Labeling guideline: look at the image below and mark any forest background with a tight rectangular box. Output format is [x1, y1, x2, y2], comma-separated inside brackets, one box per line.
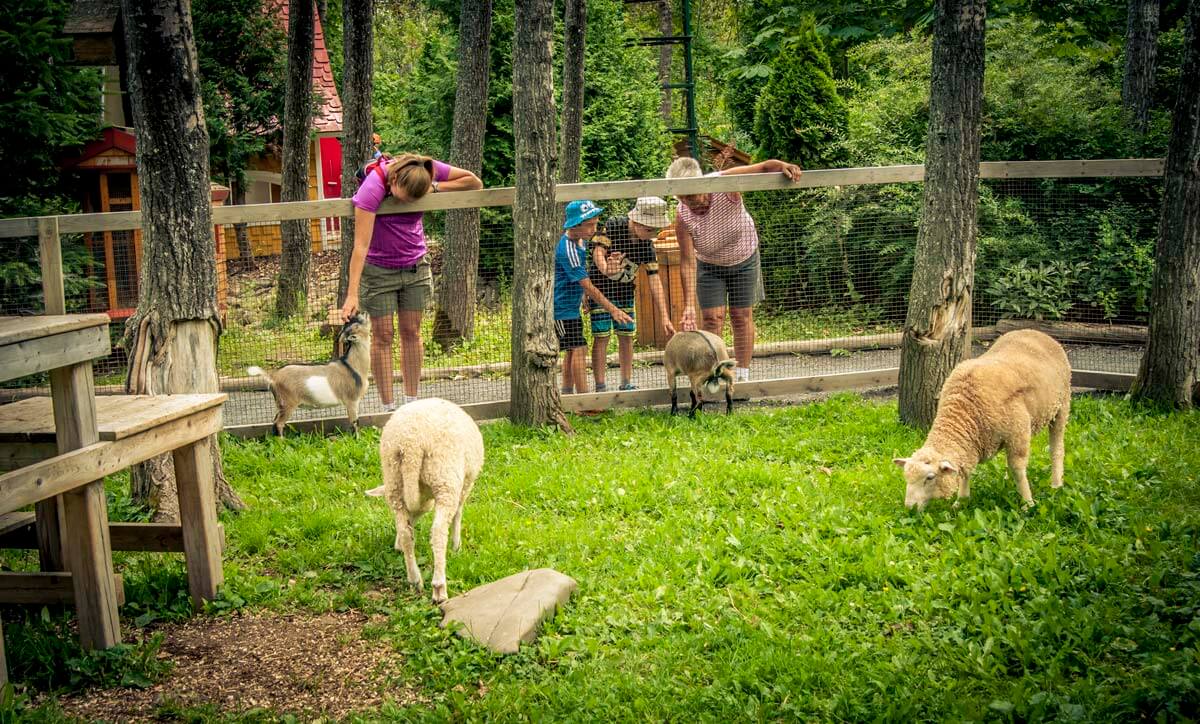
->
[0, 0, 1190, 325]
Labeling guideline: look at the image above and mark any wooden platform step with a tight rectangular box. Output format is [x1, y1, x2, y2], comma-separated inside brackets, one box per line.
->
[0, 393, 227, 444]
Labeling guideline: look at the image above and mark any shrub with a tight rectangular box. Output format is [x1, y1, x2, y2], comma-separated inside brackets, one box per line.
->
[986, 259, 1087, 321]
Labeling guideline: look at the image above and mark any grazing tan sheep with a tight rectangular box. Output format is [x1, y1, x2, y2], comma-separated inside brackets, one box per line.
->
[894, 329, 1071, 509]
[247, 313, 371, 436]
[663, 330, 737, 417]
[365, 398, 484, 604]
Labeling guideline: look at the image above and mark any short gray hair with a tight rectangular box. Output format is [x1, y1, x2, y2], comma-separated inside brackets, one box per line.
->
[666, 156, 702, 179]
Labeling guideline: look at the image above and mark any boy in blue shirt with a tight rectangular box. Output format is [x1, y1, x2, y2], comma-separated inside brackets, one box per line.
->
[555, 200, 633, 395]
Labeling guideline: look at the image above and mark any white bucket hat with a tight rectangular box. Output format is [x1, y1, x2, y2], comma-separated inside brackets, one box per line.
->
[627, 196, 671, 228]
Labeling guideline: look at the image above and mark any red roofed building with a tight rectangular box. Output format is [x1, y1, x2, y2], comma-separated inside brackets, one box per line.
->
[62, 0, 348, 274]
[234, 0, 346, 255]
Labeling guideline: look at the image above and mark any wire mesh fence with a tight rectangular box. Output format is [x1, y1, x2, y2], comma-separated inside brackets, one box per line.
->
[0, 165, 1161, 428]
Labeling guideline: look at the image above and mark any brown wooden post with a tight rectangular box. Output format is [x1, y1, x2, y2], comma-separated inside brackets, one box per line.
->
[51, 361, 121, 649]
[173, 439, 223, 607]
[0, 612, 7, 686]
[35, 217, 67, 571]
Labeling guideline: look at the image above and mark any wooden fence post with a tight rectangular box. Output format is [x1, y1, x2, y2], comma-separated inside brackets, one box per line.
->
[35, 216, 66, 572]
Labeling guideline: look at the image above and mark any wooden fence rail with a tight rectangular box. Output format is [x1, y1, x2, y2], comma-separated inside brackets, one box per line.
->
[0, 159, 1164, 239]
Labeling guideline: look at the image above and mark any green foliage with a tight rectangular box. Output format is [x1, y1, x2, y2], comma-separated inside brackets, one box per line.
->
[18, 395, 1200, 719]
[0, 0, 99, 205]
[193, 0, 288, 190]
[4, 608, 170, 692]
[0, 196, 103, 314]
[987, 259, 1088, 321]
[751, 15, 849, 168]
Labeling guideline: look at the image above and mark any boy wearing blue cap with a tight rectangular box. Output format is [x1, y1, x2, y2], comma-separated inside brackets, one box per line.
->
[555, 200, 633, 395]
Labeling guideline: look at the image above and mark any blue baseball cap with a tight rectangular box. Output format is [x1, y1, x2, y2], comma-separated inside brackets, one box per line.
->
[563, 199, 604, 229]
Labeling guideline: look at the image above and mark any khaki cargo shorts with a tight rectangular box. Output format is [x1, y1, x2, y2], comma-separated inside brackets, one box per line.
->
[361, 257, 432, 316]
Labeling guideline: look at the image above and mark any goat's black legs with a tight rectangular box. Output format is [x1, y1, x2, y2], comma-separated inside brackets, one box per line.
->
[688, 390, 700, 418]
[726, 387, 733, 415]
[670, 388, 679, 416]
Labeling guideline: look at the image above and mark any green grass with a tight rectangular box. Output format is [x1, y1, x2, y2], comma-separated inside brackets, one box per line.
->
[9, 394, 1200, 721]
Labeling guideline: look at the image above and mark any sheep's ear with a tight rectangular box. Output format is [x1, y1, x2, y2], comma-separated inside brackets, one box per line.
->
[939, 460, 957, 473]
[364, 485, 386, 497]
[892, 457, 909, 468]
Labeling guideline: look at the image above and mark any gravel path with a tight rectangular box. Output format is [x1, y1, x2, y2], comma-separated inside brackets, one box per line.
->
[223, 342, 1143, 427]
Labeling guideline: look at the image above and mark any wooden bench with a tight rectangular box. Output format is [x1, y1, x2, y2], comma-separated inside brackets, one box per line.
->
[1, 315, 229, 680]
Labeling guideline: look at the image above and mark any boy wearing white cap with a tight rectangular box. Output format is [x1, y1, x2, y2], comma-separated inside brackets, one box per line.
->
[588, 196, 676, 391]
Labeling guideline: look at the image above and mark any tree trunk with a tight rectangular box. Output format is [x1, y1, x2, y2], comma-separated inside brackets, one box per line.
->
[232, 180, 254, 271]
[1132, 0, 1200, 410]
[337, 0, 375, 320]
[433, 0, 493, 352]
[512, 0, 571, 431]
[276, 0, 315, 319]
[120, 0, 245, 518]
[897, 0, 986, 430]
[658, 0, 672, 123]
[559, 0, 586, 184]
[1122, 0, 1160, 134]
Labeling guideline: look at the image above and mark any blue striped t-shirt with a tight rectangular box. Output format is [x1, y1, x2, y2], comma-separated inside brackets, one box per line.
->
[553, 234, 590, 320]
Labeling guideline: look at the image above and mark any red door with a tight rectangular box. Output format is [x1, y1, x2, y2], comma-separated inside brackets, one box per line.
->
[319, 137, 343, 233]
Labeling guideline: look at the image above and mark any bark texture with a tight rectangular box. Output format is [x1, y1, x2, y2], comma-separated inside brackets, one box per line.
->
[898, 0, 986, 429]
[432, 0, 493, 351]
[1133, 1, 1200, 410]
[276, 0, 315, 319]
[337, 0, 375, 313]
[558, 0, 586, 184]
[120, 0, 244, 517]
[512, 0, 571, 431]
[1122, 0, 1160, 134]
[658, 0, 672, 122]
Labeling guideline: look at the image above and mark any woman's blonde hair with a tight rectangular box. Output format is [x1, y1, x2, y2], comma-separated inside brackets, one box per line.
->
[666, 156, 702, 179]
[385, 153, 435, 200]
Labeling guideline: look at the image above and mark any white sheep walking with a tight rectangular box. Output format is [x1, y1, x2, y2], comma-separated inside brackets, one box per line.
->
[365, 398, 484, 603]
[894, 329, 1071, 509]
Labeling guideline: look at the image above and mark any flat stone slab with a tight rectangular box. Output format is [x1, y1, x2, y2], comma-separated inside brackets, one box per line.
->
[440, 568, 577, 654]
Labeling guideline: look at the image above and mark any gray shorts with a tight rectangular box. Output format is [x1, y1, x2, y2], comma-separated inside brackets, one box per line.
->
[361, 258, 432, 316]
[697, 250, 765, 310]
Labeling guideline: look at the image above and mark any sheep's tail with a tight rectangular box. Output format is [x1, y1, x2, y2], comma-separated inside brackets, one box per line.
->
[246, 365, 270, 381]
[399, 447, 425, 512]
[378, 446, 425, 512]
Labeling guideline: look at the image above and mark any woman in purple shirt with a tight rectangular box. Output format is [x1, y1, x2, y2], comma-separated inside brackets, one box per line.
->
[341, 153, 482, 410]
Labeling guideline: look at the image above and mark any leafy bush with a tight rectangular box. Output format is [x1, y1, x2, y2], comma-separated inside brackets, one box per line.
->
[0, 195, 104, 315]
[986, 259, 1087, 321]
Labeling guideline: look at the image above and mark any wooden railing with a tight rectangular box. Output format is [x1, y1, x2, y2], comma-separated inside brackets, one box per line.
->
[0, 159, 1165, 239]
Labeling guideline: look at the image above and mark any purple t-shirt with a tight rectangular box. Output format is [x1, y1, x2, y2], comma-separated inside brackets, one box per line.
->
[351, 158, 452, 268]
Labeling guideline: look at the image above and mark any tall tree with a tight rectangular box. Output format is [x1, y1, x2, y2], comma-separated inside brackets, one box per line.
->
[1132, 0, 1200, 410]
[276, 0, 315, 319]
[337, 0, 375, 314]
[192, 0, 287, 269]
[432, 0, 494, 351]
[512, 0, 571, 430]
[897, 0, 986, 429]
[120, 0, 244, 518]
[658, 0, 672, 122]
[751, 14, 849, 169]
[1122, 0, 1161, 133]
[559, 0, 586, 184]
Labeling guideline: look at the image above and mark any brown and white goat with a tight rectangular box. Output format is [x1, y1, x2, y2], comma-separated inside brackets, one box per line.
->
[663, 330, 737, 418]
[247, 313, 371, 435]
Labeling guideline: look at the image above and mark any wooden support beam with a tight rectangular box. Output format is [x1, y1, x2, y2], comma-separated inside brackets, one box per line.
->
[0, 573, 125, 605]
[0, 516, 224, 554]
[1072, 370, 1137, 391]
[173, 441, 223, 608]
